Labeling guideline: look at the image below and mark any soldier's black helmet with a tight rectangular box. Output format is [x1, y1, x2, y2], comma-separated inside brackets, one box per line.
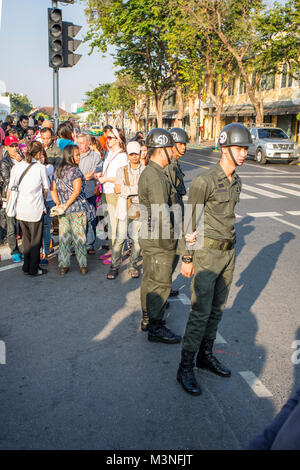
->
[218, 123, 252, 148]
[170, 127, 189, 144]
[146, 128, 174, 148]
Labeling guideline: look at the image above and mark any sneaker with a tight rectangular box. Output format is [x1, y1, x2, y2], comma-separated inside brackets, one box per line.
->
[12, 253, 22, 263]
[29, 268, 48, 277]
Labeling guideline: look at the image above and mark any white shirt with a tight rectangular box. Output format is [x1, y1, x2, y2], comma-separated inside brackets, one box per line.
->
[45, 163, 54, 201]
[9, 160, 49, 222]
[102, 150, 128, 194]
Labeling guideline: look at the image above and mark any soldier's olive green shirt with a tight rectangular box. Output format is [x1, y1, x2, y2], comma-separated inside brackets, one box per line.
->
[179, 162, 242, 254]
[138, 160, 176, 251]
[164, 159, 186, 208]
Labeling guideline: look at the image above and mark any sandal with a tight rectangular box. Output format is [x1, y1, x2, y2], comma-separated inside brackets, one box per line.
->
[107, 268, 118, 280]
[102, 257, 112, 265]
[99, 252, 111, 260]
[87, 249, 96, 255]
[128, 267, 139, 278]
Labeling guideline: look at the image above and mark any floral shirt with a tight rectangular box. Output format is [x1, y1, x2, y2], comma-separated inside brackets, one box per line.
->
[54, 166, 87, 215]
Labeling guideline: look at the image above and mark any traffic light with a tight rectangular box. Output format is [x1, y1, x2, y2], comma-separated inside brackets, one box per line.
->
[48, 8, 63, 69]
[62, 21, 82, 68]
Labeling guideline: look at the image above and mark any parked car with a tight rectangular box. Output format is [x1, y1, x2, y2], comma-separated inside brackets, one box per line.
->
[89, 125, 103, 136]
[247, 125, 297, 164]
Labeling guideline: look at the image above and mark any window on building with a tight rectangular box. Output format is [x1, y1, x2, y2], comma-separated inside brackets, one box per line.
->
[281, 64, 293, 88]
[261, 73, 275, 91]
[172, 92, 176, 106]
[228, 78, 235, 96]
[239, 77, 247, 94]
[213, 81, 217, 96]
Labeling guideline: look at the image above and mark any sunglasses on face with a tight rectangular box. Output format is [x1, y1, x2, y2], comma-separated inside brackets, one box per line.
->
[9, 143, 19, 148]
[107, 135, 117, 140]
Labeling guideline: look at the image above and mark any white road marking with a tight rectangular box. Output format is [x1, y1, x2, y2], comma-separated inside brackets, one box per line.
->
[239, 371, 273, 398]
[241, 175, 300, 178]
[0, 263, 23, 272]
[259, 183, 300, 197]
[215, 333, 227, 344]
[270, 217, 300, 231]
[286, 211, 300, 216]
[240, 192, 257, 199]
[247, 212, 283, 217]
[0, 340, 6, 365]
[242, 184, 286, 198]
[246, 212, 300, 230]
[282, 183, 300, 189]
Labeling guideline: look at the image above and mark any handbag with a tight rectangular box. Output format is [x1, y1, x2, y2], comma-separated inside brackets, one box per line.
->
[6, 163, 36, 218]
[124, 166, 140, 220]
[50, 205, 65, 217]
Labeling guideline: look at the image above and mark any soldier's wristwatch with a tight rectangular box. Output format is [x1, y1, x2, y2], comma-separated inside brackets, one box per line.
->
[182, 256, 193, 264]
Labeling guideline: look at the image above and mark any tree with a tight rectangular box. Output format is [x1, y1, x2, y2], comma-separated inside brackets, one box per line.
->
[167, 2, 236, 141]
[36, 112, 51, 120]
[114, 73, 148, 132]
[179, 0, 291, 124]
[5, 92, 32, 115]
[84, 83, 112, 124]
[84, 0, 174, 127]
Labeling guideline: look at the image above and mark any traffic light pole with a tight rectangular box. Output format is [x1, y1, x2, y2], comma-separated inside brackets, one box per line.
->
[53, 68, 59, 133]
[52, 0, 59, 133]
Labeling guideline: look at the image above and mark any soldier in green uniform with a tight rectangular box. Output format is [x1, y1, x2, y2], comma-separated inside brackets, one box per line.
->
[165, 128, 189, 298]
[138, 128, 181, 344]
[176, 123, 252, 395]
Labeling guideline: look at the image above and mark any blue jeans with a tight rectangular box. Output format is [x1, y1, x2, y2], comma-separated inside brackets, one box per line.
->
[42, 200, 55, 255]
[86, 195, 97, 250]
[111, 218, 141, 270]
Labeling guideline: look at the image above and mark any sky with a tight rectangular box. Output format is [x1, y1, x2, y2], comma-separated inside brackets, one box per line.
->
[0, 0, 116, 111]
[0, 0, 280, 113]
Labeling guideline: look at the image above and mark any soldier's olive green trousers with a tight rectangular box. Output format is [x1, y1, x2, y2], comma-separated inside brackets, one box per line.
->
[182, 247, 235, 352]
[140, 239, 175, 322]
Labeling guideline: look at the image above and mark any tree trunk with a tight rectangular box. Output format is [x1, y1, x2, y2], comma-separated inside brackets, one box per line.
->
[188, 94, 197, 144]
[154, 93, 166, 128]
[174, 85, 184, 127]
[246, 84, 264, 124]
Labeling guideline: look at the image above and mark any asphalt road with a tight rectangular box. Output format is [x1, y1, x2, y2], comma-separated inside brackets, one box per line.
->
[0, 148, 299, 450]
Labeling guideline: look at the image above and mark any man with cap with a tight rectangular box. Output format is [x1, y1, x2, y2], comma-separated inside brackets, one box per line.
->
[0, 136, 23, 262]
[138, 128, 181, 344]
[165, 127, 189, 298]
[176, 123, 252, 395]
[107, 140, 144, 280]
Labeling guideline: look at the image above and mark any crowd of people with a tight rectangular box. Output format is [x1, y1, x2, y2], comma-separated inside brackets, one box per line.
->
[0, 115, 149, 278]
[1, 115, 299, 449]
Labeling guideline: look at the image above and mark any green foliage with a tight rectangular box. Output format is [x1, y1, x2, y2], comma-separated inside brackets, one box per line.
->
[256, 0, 300, 77]
[5, 92, 32, 115]
[36, 112, 50, 120]
[84, 83, 112, 116]
[84, 0, 174, 99]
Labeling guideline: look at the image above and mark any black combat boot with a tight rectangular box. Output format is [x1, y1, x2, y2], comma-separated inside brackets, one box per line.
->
[148, 320, 181, 344]
[140, 310, 150, 331]
[177, 350, 202, 395]
[196, 338, 231, 377]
